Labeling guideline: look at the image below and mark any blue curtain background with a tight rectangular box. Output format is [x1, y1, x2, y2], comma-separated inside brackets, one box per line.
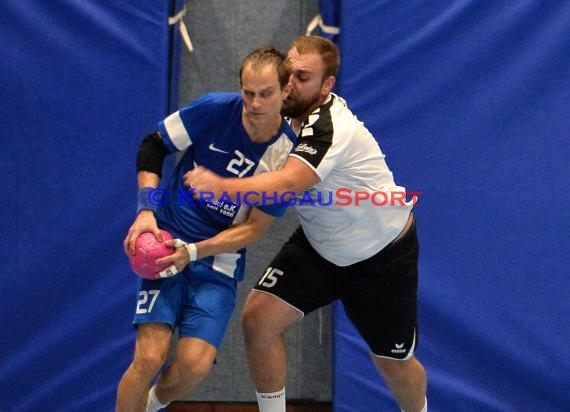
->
[2, 1, 569, 410]
[328, 1, 570, 411]
[0, 1, 184, 410]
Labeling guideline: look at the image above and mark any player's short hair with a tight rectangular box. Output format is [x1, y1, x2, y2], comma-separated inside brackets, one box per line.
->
[290, 36, 340, 80]
[240, 46, 291, 89]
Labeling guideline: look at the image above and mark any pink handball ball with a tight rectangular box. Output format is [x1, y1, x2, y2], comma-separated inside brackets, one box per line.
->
[129, 230, 175, 280]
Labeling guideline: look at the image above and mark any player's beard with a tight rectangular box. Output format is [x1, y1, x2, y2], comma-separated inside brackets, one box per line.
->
[282, 89, 322, 120]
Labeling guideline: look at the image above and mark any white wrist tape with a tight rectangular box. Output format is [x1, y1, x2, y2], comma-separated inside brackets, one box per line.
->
[173, 239, 198, 261]
[157, 240, 198, 279]
[158, 265, 178, 278]
[184, 242, 198, 261]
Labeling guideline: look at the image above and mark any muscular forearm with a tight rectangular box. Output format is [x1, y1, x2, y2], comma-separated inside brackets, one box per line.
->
[138, 171, 160, 188]
[221, 158, 319, 201]
[194, 213, 274, 259]
[220, 171, 295, 199]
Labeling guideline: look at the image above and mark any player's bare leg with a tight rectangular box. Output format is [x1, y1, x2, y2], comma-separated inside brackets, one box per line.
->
[116, 323, 172, 412]
[151, 337, 217, 404]
[242, 291, 301, 410]
[373, 356, 427, 412]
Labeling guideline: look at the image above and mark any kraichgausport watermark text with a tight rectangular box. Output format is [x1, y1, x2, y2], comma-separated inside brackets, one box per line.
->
[146, 188, 421, 208]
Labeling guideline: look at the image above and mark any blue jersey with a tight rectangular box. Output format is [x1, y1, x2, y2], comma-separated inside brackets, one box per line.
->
[154, 92, 296, 280]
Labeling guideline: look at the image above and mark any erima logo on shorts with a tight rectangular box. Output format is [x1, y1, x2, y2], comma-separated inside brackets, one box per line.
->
[295, 143, 317, 155]
[391, 343, 407, 354]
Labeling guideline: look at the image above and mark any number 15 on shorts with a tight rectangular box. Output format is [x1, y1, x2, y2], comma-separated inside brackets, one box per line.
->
[258, 267, 283, 288]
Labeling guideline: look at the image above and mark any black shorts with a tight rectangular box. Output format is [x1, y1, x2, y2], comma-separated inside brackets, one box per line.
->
[253, 216, 420, 359]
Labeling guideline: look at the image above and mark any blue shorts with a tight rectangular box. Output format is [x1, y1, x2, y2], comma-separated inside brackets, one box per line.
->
[132, 261, 238, 348]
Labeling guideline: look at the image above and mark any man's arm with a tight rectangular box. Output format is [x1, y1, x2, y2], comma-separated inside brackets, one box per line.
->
[123, 172, 163, 255]
[156, 207, 276, 270]
[184, 156, 320, 202]
[124, 132, 170, 255]
[195, 207, 276, 257]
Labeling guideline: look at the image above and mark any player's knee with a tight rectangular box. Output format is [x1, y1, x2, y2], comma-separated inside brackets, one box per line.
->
[242, 295, 295, 344]
[177, 354, 214, 381]
[374, 356, 417, 382]
[133, 346, 168, 376]
[241, 303, 264, 340]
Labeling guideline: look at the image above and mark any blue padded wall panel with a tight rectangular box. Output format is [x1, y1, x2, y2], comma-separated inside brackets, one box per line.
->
[0, 1, 181, 410]
[331, 1, 570, 411]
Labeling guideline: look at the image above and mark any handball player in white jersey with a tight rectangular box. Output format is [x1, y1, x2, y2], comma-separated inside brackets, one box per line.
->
[186, 36, 428, 412]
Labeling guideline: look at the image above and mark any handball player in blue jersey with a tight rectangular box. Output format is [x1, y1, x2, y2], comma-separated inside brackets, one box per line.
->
[115, 47, 296, 412]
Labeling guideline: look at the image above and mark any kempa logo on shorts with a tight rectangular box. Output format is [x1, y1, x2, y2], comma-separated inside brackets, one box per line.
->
[208, 143, 229, 154]
[391, 343, 407, 354]
[295, 142, 317, 155]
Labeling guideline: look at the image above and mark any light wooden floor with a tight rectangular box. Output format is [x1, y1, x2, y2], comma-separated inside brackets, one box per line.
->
[167, 401, 331, 411]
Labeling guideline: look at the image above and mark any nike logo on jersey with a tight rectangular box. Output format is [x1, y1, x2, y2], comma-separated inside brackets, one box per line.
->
[208, 143, 229, 154]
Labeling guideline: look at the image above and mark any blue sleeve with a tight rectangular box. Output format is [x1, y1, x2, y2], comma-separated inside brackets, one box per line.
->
[157, 93, 235, 153]
[257, 202, 290, 218]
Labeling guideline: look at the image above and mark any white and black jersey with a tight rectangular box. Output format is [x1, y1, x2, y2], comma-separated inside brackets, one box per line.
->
[290, 93, 413, 266]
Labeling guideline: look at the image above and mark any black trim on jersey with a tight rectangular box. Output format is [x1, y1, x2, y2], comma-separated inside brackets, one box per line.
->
[292, 96, 335, 170]
[136, 131, 169, 177]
